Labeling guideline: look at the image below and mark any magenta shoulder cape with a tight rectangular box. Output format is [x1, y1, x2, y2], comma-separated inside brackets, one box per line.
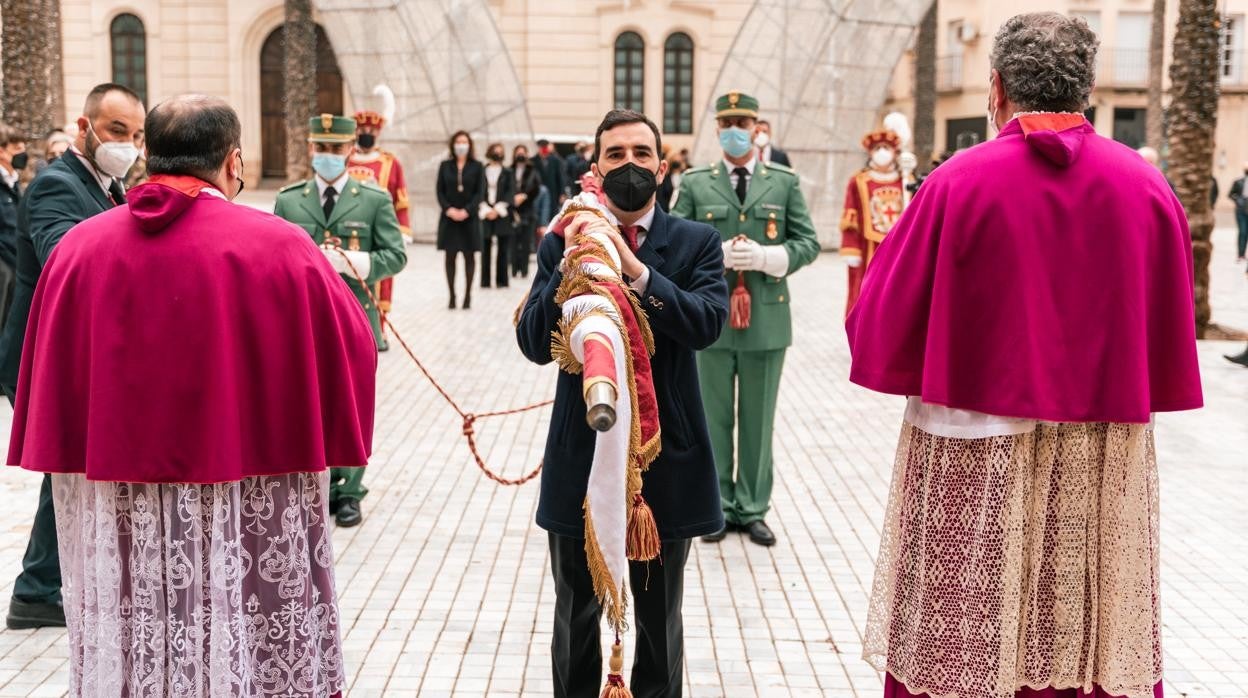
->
[7, 176, 377, 483]
[846, 116, 1203, 423]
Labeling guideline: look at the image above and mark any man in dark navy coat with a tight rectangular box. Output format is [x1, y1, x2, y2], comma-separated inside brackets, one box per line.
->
[0, 83, 145, 629]
[517, 109, 728, 698]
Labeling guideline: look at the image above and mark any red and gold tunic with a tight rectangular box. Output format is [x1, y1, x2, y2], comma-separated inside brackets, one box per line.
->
[348, 150, 410, 313]
[840, 169, 906, 317]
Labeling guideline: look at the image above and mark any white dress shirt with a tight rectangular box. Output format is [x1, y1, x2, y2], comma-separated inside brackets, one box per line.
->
[316, 171, 351, 206]
[623, 204, 657, 293]
[724, 155, 758, 193]
[70, 147, 118, 196]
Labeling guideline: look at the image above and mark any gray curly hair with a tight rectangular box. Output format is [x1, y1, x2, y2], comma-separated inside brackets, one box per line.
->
[990, 12, 1099, 113]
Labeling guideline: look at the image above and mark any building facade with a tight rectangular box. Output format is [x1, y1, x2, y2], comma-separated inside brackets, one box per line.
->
[883, 0, 1248, 210]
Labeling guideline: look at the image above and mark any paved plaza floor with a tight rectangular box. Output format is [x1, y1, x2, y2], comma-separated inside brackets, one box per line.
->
[0, 217, 1244, 697]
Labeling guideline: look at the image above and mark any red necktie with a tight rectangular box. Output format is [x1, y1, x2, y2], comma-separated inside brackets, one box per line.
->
[619, 225, 642, 252]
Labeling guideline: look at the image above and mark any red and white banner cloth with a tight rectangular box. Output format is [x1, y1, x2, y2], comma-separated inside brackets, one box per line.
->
[53, 471, 346, 698]
[549, 191, 661, 633]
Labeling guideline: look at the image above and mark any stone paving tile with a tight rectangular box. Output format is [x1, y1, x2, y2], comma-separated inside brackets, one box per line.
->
[0, 222, 1244, 697]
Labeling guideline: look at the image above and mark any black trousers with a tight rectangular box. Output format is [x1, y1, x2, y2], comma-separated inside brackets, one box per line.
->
[549, 532, 690, 698]
[3, 389, 60, 604]
[481, 233, 511, 288]
[512, 219, 535, 277]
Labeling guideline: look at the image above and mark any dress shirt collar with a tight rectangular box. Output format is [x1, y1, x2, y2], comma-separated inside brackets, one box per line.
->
[0, 164, 16, 190]
[71, 146, 116, 194]
[316, 171, 351, 199]
[722, 156, 757, 176]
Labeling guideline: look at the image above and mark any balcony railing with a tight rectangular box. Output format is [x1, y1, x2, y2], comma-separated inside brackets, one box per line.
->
[1105, 47, 1149, 87]
[936, 54, 964, 92]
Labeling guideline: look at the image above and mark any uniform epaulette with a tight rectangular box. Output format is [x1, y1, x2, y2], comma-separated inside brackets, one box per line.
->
[279, 180, 309, 194]
[683, 165, 713, 176]
[761, 162, 797, 176]
[358, 180, 389, 196]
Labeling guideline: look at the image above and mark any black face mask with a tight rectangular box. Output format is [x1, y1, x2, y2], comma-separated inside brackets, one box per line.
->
[601, 162, 658, 212]
[514, 155, 528, 166]
[11, 152, 28, 171]
[488, 152, 503, 162]
[356, 133, 377, 149]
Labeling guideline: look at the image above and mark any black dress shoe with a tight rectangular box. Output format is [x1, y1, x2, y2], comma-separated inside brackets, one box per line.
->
[448, 296, 457, 310]
[336, 498, 362, 527]
[1225, 349, 1248, 367]
[745, 520, 776, 547]
[701, 522, 740, 543]
[7, 598, 66, 629]
[329, 498, 341, 516]
[462, 295, 472, 310]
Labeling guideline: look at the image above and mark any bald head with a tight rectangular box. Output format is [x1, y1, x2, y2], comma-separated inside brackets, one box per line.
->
[1137, 146, 1160, 168]
[146, 94, 242, 183]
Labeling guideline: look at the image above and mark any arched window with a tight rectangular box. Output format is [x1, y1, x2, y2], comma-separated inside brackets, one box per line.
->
[663, 33, 694, 134]
[614, 32, 645, 112]
[110, 14, 147, 104]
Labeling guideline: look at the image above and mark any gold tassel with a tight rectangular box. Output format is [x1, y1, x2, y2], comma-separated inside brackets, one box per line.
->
[600, 641, 632, 698]
[626, 494, 661, 561]
[730, 273, 751, 330]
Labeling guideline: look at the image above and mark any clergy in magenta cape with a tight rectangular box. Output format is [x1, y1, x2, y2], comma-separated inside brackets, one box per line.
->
[846, 114, 1202, 697]
[7, 158, 375, 695]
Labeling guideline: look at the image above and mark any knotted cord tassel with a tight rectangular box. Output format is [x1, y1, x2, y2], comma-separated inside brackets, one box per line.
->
[600, 641, 633, 698]
[626, 494, 661, 561]
[729, 273, 751, 330]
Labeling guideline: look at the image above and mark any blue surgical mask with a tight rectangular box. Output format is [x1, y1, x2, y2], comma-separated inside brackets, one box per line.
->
[312, 153, 347, 181]
[719, 127, 754, 158]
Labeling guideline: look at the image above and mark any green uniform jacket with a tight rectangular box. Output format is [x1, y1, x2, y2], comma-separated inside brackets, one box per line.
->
[274, 178, 407, 343]
[671, 161, 819, 352]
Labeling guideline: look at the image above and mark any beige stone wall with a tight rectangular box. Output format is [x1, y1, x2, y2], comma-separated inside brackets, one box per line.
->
[489, 0, 754, 152]
[885, 0, 1248, 210]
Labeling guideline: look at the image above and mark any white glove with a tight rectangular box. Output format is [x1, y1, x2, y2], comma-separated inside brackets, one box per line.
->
[493, 202, 509, 217]
[760, 245, 790, 278]
[729, 238, 766, 271]
[844, 254, 863, 268]
[324, 248, 372, 280]
[721, 240, 737, 269]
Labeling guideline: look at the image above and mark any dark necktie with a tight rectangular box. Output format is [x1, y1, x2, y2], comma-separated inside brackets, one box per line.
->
[619, 225, 643, 253]
[323, 186, 337, 220]
[108, 179, 127, 206]
[733, 167, 749, 204]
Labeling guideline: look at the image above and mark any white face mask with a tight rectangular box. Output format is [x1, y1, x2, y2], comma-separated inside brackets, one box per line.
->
[754, 132, 771, 149]
[453, 143, 470, 158]
[871, 147, 895, 168]
[87, 122, 140, 178]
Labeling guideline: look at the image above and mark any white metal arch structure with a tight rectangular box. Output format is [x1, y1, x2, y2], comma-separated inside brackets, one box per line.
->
[691, 0, 934, 247]
[314, 0, 534, 239]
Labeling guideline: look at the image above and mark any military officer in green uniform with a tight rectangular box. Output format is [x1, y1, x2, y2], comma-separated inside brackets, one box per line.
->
[671, 92, 819, 547]
[274, 113, 407, 527]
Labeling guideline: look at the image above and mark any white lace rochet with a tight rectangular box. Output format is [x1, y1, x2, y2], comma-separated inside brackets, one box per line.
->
[53, 471, 345, 698]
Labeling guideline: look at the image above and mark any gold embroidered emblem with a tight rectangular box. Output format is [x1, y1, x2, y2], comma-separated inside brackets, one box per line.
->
[728, 91, 740, 107]
[349, 237, 361, 251]
[320, 113, 333, 131]
[868, 185, 904, 236]
[766, 219, 778, 239]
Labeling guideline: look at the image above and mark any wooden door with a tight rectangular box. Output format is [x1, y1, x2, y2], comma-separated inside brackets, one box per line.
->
[260, 25, 344, 179]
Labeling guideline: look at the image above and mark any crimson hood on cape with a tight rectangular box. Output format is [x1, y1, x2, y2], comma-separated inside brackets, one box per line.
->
[846, 115, 1202, 423]
[7, 175, 377, 483]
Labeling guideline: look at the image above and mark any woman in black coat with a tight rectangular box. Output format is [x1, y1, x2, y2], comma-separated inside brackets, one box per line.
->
[436, 130, 485, 309]
[478, 143, 515, 289]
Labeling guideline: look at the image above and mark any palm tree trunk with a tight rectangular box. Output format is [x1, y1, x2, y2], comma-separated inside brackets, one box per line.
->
[0, 0, 64, 140]
[1146, 0, 1166, 149]
[912, 1, 937, 170]
[1167, 0, 1221, 337]
[283, 0, 316, 183]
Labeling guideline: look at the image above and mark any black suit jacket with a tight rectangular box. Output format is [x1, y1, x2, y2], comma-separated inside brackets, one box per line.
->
[516, 207, 729, 540]
[512, 162, 542, 221]
[0, 154, 114, 390]
[534, 153, 567, 200]
[767, 146, 791, 167]
[0, 176, 20, 269]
